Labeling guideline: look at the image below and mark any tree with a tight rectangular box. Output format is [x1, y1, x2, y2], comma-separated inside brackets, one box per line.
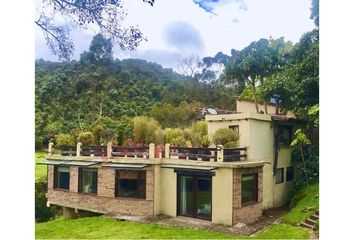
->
[55, 133, 75, 147]
[78, 132, 95, 145]
[133, 116, 161, 145]
[311, 0, 319, 27]
[224, 38, 288, 113]
[36, 0, 155, 61]
[291, 129, 312, 184]
[212, 128, 239, 148]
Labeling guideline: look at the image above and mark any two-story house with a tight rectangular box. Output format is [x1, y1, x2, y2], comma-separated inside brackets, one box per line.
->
[38, 98, 300, 226]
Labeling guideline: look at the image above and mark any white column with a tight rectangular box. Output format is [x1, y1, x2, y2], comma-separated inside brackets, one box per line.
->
[217, 145, 224, 162]
[76, 142, 82, 157]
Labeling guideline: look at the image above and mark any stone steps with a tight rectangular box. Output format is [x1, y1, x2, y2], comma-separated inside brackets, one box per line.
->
[299, 211, 319, 230]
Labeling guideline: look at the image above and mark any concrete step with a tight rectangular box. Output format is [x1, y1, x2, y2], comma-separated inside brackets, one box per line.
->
[305, 218, 317, 226]
[300, 222, 314, 229]
[310, 214, 319, 221]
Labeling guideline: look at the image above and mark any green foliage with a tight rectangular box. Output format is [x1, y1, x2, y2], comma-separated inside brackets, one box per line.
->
[133, 116, 161, 145]
[188, 121, 210, 147]
[36, 179, 60, 222]
[291, 129, 311, 147]
[55, 133, 75, 147]
[284, 183, 319, 225]
[212, 128, 239, 147]
[170, 136, 187, 147]
[308, 104, 319, 125]
[78, 132, 95, 146]
[163, 128, 185, 145]
[35, 152, 48, 182]
[149, 101, 196, 128]
[291, 147, 319, 192]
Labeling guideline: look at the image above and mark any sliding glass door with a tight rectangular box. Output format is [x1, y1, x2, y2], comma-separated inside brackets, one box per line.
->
[178, 174, 212, 220]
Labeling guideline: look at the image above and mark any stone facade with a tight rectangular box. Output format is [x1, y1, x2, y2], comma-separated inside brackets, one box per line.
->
[232, 167, 263, 224]
[47, 166, 154, 216]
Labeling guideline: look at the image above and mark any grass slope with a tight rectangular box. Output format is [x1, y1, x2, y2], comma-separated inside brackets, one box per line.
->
[35, 151, 47, 182]
[283, 183, 319, 225]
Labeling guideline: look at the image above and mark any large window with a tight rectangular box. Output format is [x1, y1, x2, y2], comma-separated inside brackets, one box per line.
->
[79, 168, 98, 194]
[241, 173, 258, 205]
[54, 166, 70, 190]
[277, 125, 293, 146]
[275, 168, 284, 184]
[115, 170, 146, 199]
[286, 167, 294, 182]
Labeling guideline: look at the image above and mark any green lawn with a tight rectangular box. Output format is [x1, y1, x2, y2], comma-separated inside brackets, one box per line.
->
[35, 151, 47, 182]
[35, 217, 234, 239]
[283, 183, 319, 225]
[253, 224, 310, 239]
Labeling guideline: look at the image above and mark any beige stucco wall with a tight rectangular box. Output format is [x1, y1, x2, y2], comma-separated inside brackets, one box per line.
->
[212, 168, 233, 225]
[206, 113, 294, 209]
[159, 168, 177, 217]
[236, 99, 296, 118]
[273, 147, 293, 207]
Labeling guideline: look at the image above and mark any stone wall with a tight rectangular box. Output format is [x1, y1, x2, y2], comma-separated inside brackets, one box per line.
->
[47, 166, 154, 216]
[233, 167, 263, 224]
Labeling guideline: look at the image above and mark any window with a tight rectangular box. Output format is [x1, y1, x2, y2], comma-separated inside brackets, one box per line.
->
[275, 168, 284, 184]
[229, 125, 239, 134]
[115, 170, 146, 199]
[241, 173, 258, 205]
[54, 166, 70, 190]
[79, 168, 98, 194]
[286, 167, 294, 182]
[277, 125, 293, 146]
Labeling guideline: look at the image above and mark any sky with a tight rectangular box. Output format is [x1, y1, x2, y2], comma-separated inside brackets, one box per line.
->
[35, 0, 315, 69]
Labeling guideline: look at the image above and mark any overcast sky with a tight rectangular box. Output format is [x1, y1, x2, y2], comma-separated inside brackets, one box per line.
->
[35, 0, 315, 69]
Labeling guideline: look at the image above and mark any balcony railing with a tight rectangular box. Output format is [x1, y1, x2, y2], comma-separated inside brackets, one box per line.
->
[48, 143, 247, 162]
[170, 147, 217, 161]
[223, 148, 247, 162]
[112, 146, 149, 158]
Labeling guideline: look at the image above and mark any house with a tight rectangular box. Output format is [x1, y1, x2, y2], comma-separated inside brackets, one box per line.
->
[39, 98, 300, 226]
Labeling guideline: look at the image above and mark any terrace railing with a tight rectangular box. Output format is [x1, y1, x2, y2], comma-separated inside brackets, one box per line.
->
[81, 146, 107, 157]
[59, 146, 77, 156]
[223, 147, 247, 162]
[170, 147, 217, 161]
[111, 146, 149, 159]
[49, 142, 247, 162]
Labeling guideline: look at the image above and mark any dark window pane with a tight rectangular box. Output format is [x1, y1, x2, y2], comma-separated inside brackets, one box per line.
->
[54, 166, 70, 190]
[275, 168, 284, 184]
[277, 125, 293, 146]
[286, 167, 294, 182]
[80, 168, 98, 194]
[196, 177, 211, 218]
[242, 174, 258, 204]
[116, 170, 146, 199]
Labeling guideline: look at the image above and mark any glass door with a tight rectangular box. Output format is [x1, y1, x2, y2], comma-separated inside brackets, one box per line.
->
[177, 174, 212, 220]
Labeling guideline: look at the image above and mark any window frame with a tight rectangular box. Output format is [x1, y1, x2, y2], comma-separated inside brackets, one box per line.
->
[241, 173, 258, 206]
[229, 125, 239, 134]
[286, 166, 294, 182]
[115, 170, 146, 199]
[54, 166, 70, 190]
[277, 125, 293, 147]
[275, 168, 284, 184]
[78, 168, 98, 195]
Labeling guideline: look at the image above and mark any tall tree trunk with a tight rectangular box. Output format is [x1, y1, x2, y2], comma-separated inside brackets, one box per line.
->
[300, 145, 310, 184]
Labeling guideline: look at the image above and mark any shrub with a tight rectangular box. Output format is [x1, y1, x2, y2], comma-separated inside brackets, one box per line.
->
[133, 116, 161, 145]
[78, 132, 95, 146]
[35, 178, 61, 222]
[212, 128, 239, 147]
[163, 128, 185, 144]
[55, 133, 75, 147]
[171, 136, 187, 147]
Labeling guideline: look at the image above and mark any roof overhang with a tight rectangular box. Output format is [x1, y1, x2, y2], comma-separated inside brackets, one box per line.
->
[161, 164, 217, 172]
[37, 160, 100, 167]
[102, 163, 149, 170]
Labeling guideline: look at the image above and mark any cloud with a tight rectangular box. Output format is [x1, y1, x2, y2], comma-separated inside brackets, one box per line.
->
[162, 21, 205, 54]
[192, 0, 248, 14]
